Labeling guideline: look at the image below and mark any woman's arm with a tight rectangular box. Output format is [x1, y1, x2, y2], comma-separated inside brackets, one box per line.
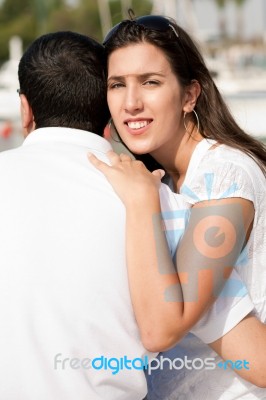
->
[89, 152, 253, 343]
[88, 151, 266, 386]
[124, 193, 254, 351]
[210, 314, 266, 387]
[88, 151, 181, 349]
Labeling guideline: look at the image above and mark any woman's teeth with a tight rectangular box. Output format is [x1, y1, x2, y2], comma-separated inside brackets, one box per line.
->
[127, 121, 150, 129]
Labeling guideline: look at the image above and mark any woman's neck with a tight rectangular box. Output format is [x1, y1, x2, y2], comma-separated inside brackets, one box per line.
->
[153, 131, 204, 193]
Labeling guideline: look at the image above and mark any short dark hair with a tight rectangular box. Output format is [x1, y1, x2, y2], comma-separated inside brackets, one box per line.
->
[19, 31, 110, 135]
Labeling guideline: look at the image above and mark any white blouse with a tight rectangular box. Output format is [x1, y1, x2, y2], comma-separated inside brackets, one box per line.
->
[181, 138, 266, 322]
[147, 139, 266, 400]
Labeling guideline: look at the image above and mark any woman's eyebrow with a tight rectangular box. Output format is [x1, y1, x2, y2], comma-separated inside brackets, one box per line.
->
[107, 71, 166, 82]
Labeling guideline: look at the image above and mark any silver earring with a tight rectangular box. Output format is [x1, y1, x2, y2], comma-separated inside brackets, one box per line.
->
[183, 109, 200, 136]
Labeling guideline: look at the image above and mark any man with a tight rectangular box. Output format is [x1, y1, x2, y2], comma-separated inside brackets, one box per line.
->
[0, 31, 154, 400]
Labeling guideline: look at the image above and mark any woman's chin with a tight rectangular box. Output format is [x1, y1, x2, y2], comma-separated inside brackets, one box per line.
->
[122, 143, 152, 156]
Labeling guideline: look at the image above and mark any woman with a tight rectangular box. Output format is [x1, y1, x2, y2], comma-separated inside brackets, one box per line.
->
[89, 15, 266, 398]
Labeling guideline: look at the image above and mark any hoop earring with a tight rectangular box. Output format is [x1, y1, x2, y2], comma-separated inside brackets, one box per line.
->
[183, 109, 200, 137]
[108, 119, 121, 143]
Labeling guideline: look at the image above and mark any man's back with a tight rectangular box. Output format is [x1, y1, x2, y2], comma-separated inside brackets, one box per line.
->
[0, 127, 151, 399]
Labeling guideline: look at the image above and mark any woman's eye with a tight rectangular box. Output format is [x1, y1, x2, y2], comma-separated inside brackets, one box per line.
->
[108, 82, 124, 89]
[143, 80, 160, 86]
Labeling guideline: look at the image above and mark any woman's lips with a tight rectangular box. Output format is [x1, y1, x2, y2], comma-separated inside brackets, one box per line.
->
[124, 119, 153, 135]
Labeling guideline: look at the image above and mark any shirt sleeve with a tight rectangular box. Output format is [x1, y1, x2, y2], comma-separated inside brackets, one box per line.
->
[181, 160, 255, 205]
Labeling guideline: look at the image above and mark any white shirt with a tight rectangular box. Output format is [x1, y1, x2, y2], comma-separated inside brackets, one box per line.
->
[0, 127, 155, 400]
[147, 139, 266, 400]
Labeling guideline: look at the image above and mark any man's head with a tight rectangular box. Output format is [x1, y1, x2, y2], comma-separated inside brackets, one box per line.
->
[18, 31, 110, 136]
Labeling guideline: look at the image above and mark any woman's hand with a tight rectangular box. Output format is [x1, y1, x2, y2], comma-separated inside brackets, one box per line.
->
[88, 150, 165, 208]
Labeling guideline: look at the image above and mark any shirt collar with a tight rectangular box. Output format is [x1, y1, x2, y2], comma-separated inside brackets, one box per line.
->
[23, 127, 113, 153]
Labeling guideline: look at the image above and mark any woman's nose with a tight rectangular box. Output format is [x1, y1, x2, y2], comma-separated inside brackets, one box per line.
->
[124, 87, 143, 114]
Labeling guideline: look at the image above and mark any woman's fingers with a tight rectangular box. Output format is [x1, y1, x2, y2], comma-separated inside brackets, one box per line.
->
[88, 152, 111, 173]
[88, 151, 133, 171]
[106, 150, 122, 165]
[88, 151, 161, 206]
[88, 150, 122, 169]
[107, 151, 133, 164]
[152, 169, 165, 179]
[120, 153, 133, 162]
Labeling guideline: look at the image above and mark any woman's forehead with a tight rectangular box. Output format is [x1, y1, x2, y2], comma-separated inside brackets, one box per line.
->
[107, 43, 172, 76]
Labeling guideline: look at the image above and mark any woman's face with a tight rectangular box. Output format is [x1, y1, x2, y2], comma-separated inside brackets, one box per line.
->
[107, 42, 186, 159]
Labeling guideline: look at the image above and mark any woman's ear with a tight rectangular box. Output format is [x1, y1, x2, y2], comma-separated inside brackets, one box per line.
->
[183, 80, 201, 113]
[20, 94, 36, 137]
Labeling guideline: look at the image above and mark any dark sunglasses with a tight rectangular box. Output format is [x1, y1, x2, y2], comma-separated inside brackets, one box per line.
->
[103, 15, 179, 46]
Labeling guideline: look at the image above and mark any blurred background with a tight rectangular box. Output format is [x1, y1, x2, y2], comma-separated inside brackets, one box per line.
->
[0, 0, 265, 151]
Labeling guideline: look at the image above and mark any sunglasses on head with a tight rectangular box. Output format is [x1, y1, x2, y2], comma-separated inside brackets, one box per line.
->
[103, 15, 179, 46]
